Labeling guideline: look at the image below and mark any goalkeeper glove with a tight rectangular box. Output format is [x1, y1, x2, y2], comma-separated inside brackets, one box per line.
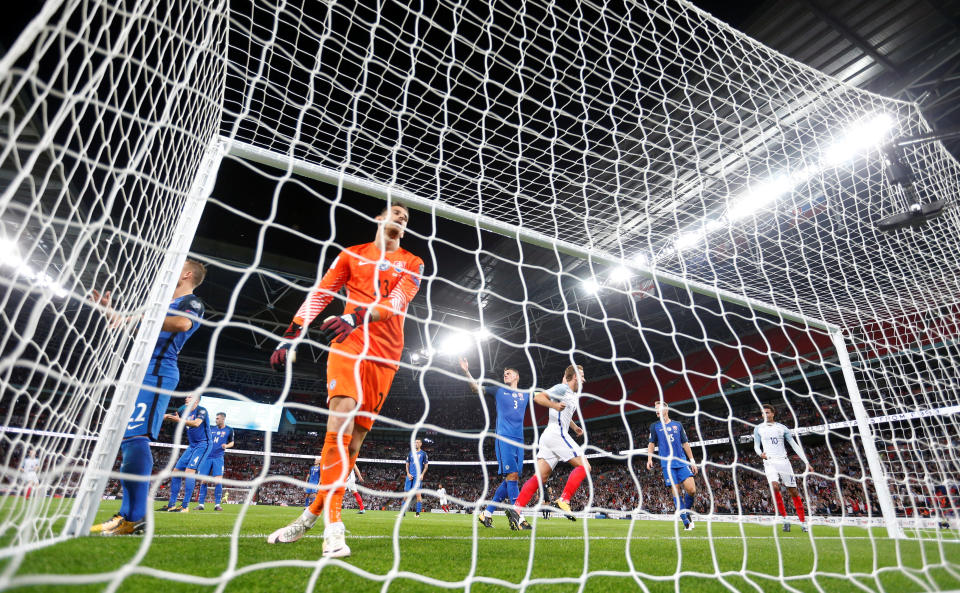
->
[269, 322, 302, 371]
[319, 307, 368, 343]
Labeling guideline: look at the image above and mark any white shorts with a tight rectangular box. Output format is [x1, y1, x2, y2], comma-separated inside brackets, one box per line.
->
[439, 497, 448, 506]
[536, 430, 583, 470]
[24, 472, 39, 484]
[346, 476, 358, 493]
[763, 458, 796, 487]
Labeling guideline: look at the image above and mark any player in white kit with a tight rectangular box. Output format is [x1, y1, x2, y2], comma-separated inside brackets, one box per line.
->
[507, 364, 589, 529]
[437, 485, 450, 512]
[344, 464, 365, 514]
[753, 404, 812, 532]
[20, 449, 40, 498]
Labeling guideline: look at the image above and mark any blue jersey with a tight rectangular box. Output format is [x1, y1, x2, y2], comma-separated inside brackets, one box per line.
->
[649, 420, 689, 468]
[150, 294, 204, 379]
[206, 425, 233, 459]
[407, 449, 428, 476]
[307, 465, 321, 486]
[177, 404, 211, 445]
[484, 385, 529, 441]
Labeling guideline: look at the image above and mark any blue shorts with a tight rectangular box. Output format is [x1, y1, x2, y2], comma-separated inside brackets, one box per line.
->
[662, 465, 693, 487]
[496, 439, 524, 475]
[404, 477, 423, 492]
[123, 374, 175, 441]
[198, 456, 224, 477]
[175, 442, 213, 472]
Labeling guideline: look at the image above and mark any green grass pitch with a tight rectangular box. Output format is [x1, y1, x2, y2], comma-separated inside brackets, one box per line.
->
[2, 502, 959, 592]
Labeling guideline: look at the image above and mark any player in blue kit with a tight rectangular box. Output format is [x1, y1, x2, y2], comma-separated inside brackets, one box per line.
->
[305, 457, 322, 507]
[404, 439, 429, 517]
[89, 260, 206, 535]
[162, 394, 212, 512]
[646, 401, 698, 530]
[459, 357, 530, 528]
[197, 412, 234, 511]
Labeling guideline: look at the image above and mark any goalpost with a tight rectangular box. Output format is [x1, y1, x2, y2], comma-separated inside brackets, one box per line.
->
[2, 0, 959, 590]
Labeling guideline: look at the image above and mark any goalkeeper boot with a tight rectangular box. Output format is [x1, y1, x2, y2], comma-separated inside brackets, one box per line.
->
[267, 509, 319, 544]
[103, 520, 145, 536]
[479, 514, 494, 528]
[322, 522, 351, 558]
[554, 499, 576, 522]
[782, 522, 791, 532]
[90, 513, 123, 533]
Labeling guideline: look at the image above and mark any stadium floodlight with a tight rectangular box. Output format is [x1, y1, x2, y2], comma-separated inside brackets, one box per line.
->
[410, 352, 421, 363]
[727, 176, 792, 221]
[823, 112, 895, 166]
[439, 332, 471, 355]
[633, 252, 649, 268]
[674, 229, 706, 252]
[0, 238, 23, 268]
[473, 327, 492, 341]
[609, 266, 631, 283]
[580, 278, 600, 295]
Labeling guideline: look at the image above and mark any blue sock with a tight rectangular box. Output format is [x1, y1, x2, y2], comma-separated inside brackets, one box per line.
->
[486, 481, 509, 514]
[684, 493, 695, 521]
[182, 477, 196, 507]
[168, 477, 182, 507]
[416, 501, 422, 514]
[674, 495, 689, 527]
[506, 479, 520, 502]
[214, 483, 223, 505]
[197, 483, 207, 505]
[120, 438, 153, 522]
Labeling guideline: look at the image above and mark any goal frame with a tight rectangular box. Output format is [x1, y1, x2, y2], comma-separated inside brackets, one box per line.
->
[63, 140, 225, 537]
[223, 137, 906, 539]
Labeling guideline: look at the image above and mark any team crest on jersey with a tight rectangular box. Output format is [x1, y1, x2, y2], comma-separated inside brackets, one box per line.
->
[328, 379, 337, 390]
[393, 261, 405, 273]
[377, 261, 390, 271]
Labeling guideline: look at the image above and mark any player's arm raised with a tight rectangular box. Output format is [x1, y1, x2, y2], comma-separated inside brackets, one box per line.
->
[458, 357, 482, 394]
[270, 252, 351, 371]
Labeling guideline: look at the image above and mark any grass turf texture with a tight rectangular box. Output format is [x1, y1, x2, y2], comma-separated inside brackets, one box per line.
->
[2, 501, 959, 592]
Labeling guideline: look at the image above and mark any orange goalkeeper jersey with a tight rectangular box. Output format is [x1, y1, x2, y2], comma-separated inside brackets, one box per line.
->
[293, 242, 423, 368]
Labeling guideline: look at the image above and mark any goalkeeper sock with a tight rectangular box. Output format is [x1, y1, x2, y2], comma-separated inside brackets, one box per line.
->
[120, 438, 152, 522]
[773, 490, 787, 517]
[215, 483, 223, 505]
[792, 496, 806, 522]
[309, 432, 353, 523]
[486, 481, 509, 515]
[506, 479, 520, 502]
[416, 501, 422, 514]
[561, 466, 587, 502]
[168, 477, 182, 507]
[182, 476, 196, 507]
[514, 476, 540, 509]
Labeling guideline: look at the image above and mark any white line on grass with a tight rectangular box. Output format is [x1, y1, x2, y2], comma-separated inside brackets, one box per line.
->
[147, 534, 960, 542]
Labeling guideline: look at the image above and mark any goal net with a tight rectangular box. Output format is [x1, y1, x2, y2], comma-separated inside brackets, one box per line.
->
[2, 0, 959, 591]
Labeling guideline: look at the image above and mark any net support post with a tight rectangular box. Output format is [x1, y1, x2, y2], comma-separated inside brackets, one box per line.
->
[63, 140, 225, 537]
[829, 328, 905, 539]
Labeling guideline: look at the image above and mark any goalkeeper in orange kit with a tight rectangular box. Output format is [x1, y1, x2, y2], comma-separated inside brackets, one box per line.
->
[266, 202, 423, 558]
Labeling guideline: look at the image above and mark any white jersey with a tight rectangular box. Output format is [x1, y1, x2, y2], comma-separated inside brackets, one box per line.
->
[21, 457, 39, 473]
[753, 422, 807, 462]
[438, 487, 447, 503]
[542, 382, 580, 437]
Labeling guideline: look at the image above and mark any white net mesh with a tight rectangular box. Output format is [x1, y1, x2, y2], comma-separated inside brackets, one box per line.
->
[2, 0, 960, 591]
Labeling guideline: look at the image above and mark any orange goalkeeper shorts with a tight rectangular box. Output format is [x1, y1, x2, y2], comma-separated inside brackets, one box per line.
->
[325, 345, 397, 431]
